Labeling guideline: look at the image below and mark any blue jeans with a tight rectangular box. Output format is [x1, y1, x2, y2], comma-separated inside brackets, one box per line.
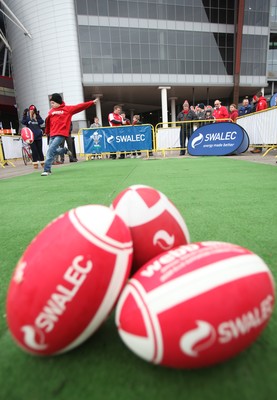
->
[44, 136, 68, 172]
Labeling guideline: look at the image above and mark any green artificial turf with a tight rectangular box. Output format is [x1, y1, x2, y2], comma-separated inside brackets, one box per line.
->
[0, 157, 277, 400]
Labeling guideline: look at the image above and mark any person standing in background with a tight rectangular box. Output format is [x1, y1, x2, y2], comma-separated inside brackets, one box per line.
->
[108, 105, 126, 159]
[238, 97, 253, 116]
[212, 100, 229, 121]
[177, 100, 198, 156]
[131, 114, 142, 158]
[254, 92, 267, 112]
[204, 108, 215, 122]
[21, 105, 45, 169]
[90, 117, 101, 128]
[90, 117, 102, 159]
[229, 104, 239, 122]
[121, 112, 131, 126]
[195, 103, 206, 120]
[250, 92, 268, 154]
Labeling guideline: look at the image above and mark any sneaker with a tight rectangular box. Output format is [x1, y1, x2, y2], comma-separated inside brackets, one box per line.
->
[41, 171, 51, 176]
[66, 149, 73, 157]
[53, 161, 62, 165]
[130, 155, 136, 159]
[136, 155, 142, 158]
[250, 149, 262, 154]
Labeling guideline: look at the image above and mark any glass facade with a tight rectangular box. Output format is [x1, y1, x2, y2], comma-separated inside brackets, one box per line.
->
[268, 0, 277, 78]
[271, 0, 277, 24]
[241, 34, 268, 76]
[268, 33, 277, 77]
[79, 26, 234, 76]
[75, 0, 269, 82]
[76, 0, 235, 24]
[241, 0, 270, 77]
[244, 0, 270, 26]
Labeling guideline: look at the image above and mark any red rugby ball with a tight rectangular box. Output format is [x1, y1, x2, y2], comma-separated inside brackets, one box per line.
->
[111, 185, 190, 274]
[21, 127, 34, 144]
[115, 241, 275, 368]
[6, 205, 133, 355]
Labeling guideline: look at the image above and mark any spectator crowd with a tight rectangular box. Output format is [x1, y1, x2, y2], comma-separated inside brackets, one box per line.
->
[20, 90, 269, 169]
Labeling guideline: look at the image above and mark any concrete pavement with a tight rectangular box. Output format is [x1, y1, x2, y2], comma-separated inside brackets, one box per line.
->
[0, 150, 276, 180]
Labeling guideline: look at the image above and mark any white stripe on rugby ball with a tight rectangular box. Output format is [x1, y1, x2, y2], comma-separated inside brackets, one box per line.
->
[117, 253, 271, 365]
[115, 284, 161, 362]
[59, 250, 132, 354]
[69, 205, 133, 253]
[131, 253, 270, 315]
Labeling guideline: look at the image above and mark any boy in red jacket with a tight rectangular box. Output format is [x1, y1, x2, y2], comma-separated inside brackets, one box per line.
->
[41, 93, 98, 176]
[250, 92, 268, 154]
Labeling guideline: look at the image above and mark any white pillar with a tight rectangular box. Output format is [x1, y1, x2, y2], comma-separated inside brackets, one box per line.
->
[169, 97, 177, 127]
[158, 86, 171, 127]
[93, 94, 103, 125]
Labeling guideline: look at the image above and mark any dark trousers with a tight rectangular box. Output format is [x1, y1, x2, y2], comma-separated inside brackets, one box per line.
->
[179, 125, 192, 154]
[59, 136, 76, 161]
[30, 139, 44, 162]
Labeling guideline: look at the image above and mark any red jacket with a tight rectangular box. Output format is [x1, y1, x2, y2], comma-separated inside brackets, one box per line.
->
[256, 96, 267, 111]
[45, 100, 95, 137]
[213, 106, 229, 121]
[108, 112, 123, 126]
[229, 109, 238, 122]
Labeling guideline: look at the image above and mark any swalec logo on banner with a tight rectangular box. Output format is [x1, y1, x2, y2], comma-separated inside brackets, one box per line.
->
[187, 122, 249, 156]
[83, 125, 152, 154]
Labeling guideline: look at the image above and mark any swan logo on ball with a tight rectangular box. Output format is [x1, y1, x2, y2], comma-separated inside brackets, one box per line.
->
[115, 242, 275, 368]
[111, 184, 190, 273]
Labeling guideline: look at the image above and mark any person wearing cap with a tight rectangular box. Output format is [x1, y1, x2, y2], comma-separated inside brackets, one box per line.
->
[41, 93, 98, 176]
[177, 100, 198, 156]
[21, 104, 45, 169]
[250, 91, 268, 154]
[195, 103, 206, 120]
[204, 109, 215, 121]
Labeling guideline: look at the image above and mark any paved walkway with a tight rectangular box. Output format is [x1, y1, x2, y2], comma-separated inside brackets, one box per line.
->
[0, 150, 276, 180]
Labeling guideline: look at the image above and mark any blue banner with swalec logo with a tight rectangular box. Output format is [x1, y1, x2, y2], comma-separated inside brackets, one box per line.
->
[187, 122, 249, 156]
[83, 125, 152, 154]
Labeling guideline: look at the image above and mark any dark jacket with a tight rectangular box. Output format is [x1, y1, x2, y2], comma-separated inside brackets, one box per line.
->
[21, 112, 44, 140]
[238, 104, 253, 116]
[177, 109, 198, 122]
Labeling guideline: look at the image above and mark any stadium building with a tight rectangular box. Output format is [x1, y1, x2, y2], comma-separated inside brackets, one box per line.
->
[0, 0, 274, 129]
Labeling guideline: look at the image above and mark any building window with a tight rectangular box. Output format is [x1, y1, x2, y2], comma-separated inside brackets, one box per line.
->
[79, 25, 235, 75]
